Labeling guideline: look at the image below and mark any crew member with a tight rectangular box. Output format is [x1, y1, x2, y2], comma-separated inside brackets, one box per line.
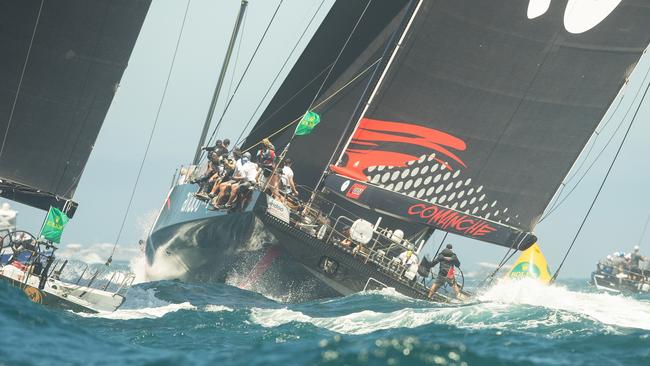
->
[218, 152, 259, 209]
[279, 158, 298, 197]
[256, 138, 276, 179]
[398, 245, 419, 281]
[428, 244, 462, 298]
[631, 245, 646, 274]
[201, 138, 230, 158]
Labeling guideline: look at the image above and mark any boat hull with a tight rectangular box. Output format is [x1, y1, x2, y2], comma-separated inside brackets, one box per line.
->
[146, 184, 342, 300]
[146, 184, 449, 301]
[591, 270, 650, 294]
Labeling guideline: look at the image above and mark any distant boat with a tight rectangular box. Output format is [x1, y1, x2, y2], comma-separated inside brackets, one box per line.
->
[146, 0, 650, 301]
[0, 0, 150, 311]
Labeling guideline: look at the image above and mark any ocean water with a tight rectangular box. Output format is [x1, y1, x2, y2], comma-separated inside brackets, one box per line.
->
[1, 262, 649, 366]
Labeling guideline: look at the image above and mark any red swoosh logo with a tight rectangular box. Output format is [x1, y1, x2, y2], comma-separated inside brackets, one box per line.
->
[332, 118, 467, 182]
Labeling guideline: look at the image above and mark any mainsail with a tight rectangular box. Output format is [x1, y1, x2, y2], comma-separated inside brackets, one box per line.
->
[320, 0, 650, 249]
[0, 0, 151, 217]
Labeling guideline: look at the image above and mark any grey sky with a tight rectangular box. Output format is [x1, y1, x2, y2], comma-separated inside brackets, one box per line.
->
[8, 0, 650, 277]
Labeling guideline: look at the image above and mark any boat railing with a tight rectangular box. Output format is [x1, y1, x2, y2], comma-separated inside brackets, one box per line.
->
[53, 260, 134, 297]
[597, 262, 650, 280]
[309, 212, 423, 283]
[264, 185, 430, 284]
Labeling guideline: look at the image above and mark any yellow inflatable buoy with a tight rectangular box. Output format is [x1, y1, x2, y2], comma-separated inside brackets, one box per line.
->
[507, 243, 552, 284]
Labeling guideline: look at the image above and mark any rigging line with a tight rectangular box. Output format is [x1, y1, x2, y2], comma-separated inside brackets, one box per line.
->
[234, 62, 328, 146]
[639, 211, 650, 247]
[306, 0, 374, 112]
[479, 233, 527, 287]
[199, 0, 284, 163]
[106, 0, 192, 265]
[241, 59, 381, 152]
[539, 66, 650, 223]
[542, 84, 629, 219]
[563, 87, 627, 185]
[551, 80, 650, 283]
[235, 64, 335, 146]
[0, 0, 44, 160]
[234, 0, 328, 146]
[432, 232, 449, 258]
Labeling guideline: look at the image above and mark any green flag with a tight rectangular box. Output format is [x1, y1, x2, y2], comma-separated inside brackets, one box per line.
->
[40, 207, 69, 243]
[295, 111, 320, 136]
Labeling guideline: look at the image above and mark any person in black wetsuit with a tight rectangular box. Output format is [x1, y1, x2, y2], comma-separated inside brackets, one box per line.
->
[428, 244, 462, 298]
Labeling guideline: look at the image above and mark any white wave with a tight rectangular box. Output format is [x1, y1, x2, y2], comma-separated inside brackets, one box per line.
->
[204, 304, 234, 313]
[78, 302, 195, 320]
[478, 278, 650, 330]
[250, 306, 475, 335]
[249, 279, 650, 334]
[129, 251, 149, 284]
[361, 287, 412, 300]
[141, 241, 189, 282]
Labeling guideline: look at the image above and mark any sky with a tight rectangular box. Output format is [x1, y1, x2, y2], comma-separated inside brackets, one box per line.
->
[5, 0, 650, 278]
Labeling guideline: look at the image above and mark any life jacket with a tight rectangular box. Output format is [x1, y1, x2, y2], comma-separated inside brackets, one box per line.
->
[447, 266, 455, 279]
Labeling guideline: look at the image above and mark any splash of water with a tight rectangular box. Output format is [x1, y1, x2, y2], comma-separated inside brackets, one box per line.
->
[249, 279, 650, 334]
[478, 278, 650, 330]
[77, 302, 196, 320]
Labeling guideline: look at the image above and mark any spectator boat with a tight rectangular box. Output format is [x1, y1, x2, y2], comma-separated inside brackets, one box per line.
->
[0, 1, 150, 310]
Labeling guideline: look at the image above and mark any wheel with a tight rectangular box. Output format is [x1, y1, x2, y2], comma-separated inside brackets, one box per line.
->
[3, 230, 38, 257]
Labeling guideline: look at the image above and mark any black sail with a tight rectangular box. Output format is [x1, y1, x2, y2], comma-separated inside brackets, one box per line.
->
[325, 0, 650, 248]
[0, 0, 151, 216]
[243, 0, 410, 188]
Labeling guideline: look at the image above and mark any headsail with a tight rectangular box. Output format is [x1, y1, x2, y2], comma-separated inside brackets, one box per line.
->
[0, 0, 151, 217]
[243, 0, 411, 188]
[323, 0, 650, 247]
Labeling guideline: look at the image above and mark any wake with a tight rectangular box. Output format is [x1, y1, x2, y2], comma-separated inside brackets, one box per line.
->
[250, 279, 650, 334]
[478, 278, 650, 330]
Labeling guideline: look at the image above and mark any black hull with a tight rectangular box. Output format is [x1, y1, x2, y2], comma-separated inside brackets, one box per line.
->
[146, 184, 447, 302]
[147, 184, 342, 300]
[591, 270, 650, 294]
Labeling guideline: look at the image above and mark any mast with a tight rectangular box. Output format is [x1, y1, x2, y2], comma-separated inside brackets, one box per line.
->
[192, 0, 248, 165]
